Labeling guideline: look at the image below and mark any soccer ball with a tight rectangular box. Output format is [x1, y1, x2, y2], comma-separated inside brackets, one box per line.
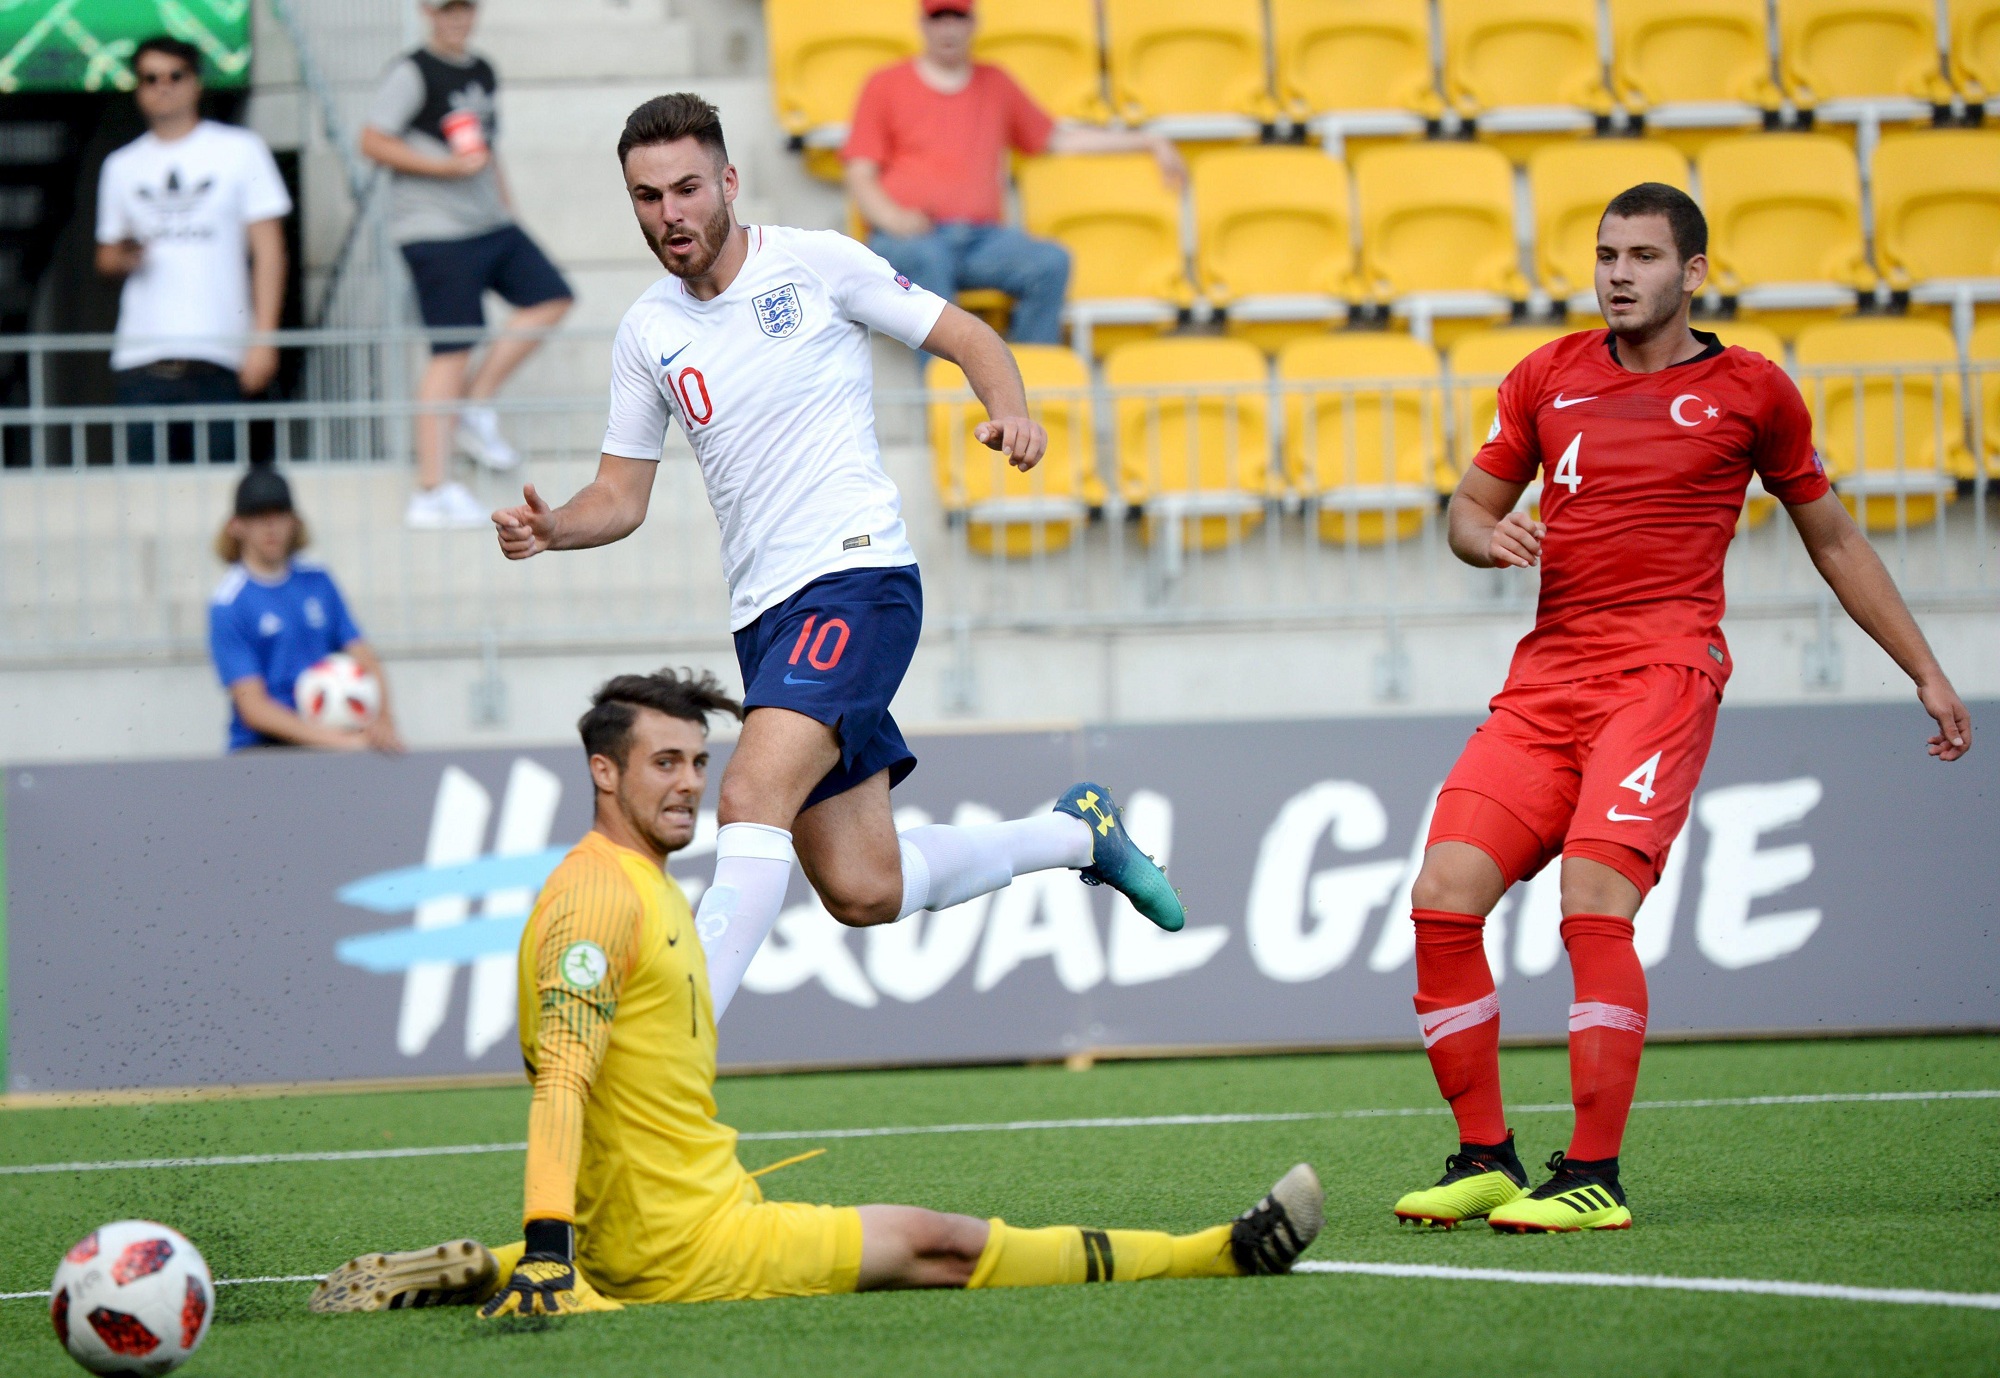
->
[50, 1221, 213, 1375]
[294, 652, 381, 731]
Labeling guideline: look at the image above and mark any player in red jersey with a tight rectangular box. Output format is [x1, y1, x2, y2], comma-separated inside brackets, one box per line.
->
[1391, 183, 1973, 1234]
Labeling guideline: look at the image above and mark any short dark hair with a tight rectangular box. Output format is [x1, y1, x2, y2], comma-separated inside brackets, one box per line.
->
[1600, 182, 1707, 263]
[617, 93, 728, 168]
[133, 36, 203, 78]
[578, 667, 742, 766]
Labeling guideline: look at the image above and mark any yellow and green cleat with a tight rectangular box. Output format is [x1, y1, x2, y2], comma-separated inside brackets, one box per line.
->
[1055, 782, 1185, 932]
[1393, 1137, 1527, 1228]
[1488, 1152, 1632, 1233]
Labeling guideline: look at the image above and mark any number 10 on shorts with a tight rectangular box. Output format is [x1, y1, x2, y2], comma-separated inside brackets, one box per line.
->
[787, 615, 850, 672]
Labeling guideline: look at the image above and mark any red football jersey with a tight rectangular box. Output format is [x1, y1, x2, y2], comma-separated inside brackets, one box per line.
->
[1473, 328, 1830, 689]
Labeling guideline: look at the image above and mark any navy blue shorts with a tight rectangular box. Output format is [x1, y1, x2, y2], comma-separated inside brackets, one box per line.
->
[400, 225, 572, 354]
[734, 566, 922, 812]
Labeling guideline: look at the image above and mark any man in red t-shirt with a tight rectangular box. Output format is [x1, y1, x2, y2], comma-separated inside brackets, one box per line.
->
[1392, 184, 1973, 1234]
[842, 0, 1182, 345]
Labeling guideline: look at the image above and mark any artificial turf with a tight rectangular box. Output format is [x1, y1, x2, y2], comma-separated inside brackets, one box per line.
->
[3, 1036, 1996, 1376]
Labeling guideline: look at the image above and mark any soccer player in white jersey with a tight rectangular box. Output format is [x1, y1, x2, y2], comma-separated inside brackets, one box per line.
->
[494, 94, 1185, 1020]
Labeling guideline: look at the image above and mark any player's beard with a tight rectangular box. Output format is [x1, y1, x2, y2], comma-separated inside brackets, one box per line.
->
[655, 200, 734, 281]
[1605, 278, 1684, 341]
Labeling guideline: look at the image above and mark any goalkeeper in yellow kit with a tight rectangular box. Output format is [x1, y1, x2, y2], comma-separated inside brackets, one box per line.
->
[312, 669, 1322, 1318]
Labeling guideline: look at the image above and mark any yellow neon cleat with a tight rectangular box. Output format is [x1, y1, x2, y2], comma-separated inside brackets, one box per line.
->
[309, 1239, 500, 1313]
[1393, 1153, 1527, 1228]
[1488, 1152, 1632, 1233]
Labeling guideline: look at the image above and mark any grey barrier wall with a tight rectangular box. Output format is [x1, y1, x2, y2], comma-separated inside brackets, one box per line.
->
[5, 702, 1995, 1093]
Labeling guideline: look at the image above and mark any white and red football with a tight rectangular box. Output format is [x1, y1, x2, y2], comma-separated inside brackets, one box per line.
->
[292, 652, 381, 731]
[50, 1221, 213, 1375]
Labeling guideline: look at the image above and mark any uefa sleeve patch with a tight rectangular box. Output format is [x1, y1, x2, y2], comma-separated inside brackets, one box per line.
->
[894, 273, 914, 291]
[559, 941, 609, 990]
[1486, 416, 1502, 443]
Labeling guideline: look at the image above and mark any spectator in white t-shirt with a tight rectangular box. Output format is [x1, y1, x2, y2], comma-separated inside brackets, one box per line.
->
[95, 35, 290, 464]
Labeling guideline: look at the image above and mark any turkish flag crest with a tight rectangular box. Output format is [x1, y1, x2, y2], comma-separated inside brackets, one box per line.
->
[1668, 391, 1722, 429]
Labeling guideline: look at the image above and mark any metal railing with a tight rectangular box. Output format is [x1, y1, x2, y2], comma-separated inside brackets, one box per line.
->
[1, 330, 1994, 663]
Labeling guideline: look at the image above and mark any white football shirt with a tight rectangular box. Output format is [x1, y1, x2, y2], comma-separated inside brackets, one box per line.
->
[601, 225, 948, 630]
[95, 121, 293, 371]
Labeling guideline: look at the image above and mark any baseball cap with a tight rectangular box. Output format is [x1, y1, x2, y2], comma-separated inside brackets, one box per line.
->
[922, 0, 974, 15]
[234, 465, 294, 517]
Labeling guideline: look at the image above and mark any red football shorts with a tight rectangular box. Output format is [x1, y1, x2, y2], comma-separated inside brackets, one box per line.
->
[1429, 664, 1721, 895]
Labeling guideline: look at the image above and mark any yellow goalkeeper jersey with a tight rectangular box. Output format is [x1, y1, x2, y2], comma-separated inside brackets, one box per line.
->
[516, 829, 754, 1294]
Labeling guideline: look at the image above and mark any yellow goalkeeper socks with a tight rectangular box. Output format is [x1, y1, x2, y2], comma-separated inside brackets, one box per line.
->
[966, 1219, 1240, 1288]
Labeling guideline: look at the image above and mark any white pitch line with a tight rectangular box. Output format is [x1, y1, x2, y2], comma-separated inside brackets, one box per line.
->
[0, 1274, 322, 1302]
[1, 1089, 1992, 1177]
[4, 1265, 1994, 1312]
[1294, 1261, 2000, 1311]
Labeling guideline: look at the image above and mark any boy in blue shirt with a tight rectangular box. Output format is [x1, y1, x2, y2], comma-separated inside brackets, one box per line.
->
[208, 466, 404, 753]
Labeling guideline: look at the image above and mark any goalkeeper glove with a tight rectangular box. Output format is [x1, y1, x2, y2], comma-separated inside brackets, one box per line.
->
[478, 1220, 624, 1319]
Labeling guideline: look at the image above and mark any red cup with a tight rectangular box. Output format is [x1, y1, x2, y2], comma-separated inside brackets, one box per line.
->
[441, 110, 486, 156]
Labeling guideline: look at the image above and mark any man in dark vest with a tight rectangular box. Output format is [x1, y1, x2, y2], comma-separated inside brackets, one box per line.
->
[362, 0, 573, 528]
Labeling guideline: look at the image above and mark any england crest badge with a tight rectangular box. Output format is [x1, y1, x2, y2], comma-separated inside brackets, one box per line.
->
[753, 282, 804, 339]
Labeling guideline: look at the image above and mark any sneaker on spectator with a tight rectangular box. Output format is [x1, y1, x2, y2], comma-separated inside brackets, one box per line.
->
[405, 481, 488, 530]
[455, 406, 520, 471]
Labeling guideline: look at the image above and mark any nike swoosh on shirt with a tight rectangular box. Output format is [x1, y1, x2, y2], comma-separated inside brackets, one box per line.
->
[1552, 394, 1598, 409]
[1606, 806, 1653, 822]
[659, 343, 691, 368]
[783, 672, 824, 686]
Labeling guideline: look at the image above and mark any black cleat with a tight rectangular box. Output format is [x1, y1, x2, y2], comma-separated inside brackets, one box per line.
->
[1230, 1164, 1325, 1275]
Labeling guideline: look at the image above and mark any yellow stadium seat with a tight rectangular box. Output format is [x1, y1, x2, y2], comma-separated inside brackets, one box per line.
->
[1192, 147, 1356, 350]
[1271, 0, 1442, 150]
[1706, 319, 1792, 365]
[1102, 0, 1276, 135]
[1105, 337, 1273, 550]
[1777, 0, 1955, 110]
[1278, 333, 1443, 542]
[1018, 153, 1193, 358]
[1609, 0, 1784, 144]
[1795, 317, 1968, 528]
[768, 0, 917, 158]
[1951, 0, 2000, 103]
[1970, 318, 2000, 474]
[1873, 130, 2000, 338]
[1528, 139, 1692, 306]
[973, 0, 1109, 123]
[1698, 134, 1876, 336]
[1446, 324, 1575, 494]
[1439, 0, 1614, 153]
[1354, 142, 1529, 342]
[928, 347, 1103, 557]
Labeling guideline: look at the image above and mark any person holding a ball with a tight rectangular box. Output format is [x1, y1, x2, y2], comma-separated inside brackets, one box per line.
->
[208, 466, 403, 753]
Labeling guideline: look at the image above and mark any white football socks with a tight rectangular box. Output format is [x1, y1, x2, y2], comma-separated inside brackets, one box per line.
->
[695, 822, 796, 1022]
[895, 812, 1095, 919]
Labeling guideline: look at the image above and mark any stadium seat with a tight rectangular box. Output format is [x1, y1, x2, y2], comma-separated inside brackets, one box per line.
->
[1102, 0, 1276, 138]
[1438, 0, 1615, 154]
[1776, 0, 1955, 114]
[1950, 0, 2000, 105]
[1192, 147, 1356, 351]
[1970, 318, 2000, 477]
[768, 0, 918, 174]
[1872, 130, 2000, 347]
[1445, 324, 1574, 494]
[1353, 142, 1530, 344]
[1528, 139, 1692, 308]
[928, 347, 1103, 557]
[1277, 332, 1443, 542]
[1707, 319, 1792, 365]
[1698, 134, 1876, 337]
[1794, 317, 1968, 528]
[972, 0, 1109, 123]
[1608, 0, 1785, 146]
[1018, 153, 1194, 358]
[1105, 337, 1273, 551]
[1270, 0, 1442, 154]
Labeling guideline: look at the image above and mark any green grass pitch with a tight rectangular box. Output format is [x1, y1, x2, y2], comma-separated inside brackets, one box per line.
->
[4, 1037, 1997, 1376]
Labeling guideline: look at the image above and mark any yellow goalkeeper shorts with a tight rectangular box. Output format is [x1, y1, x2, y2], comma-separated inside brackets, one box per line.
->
[493, 1184, 864, 1305]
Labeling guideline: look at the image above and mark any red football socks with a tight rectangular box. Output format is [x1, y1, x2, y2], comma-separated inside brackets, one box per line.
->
[1562, 913, 1649, 1161]
[1411, 908, 1507, 1146]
